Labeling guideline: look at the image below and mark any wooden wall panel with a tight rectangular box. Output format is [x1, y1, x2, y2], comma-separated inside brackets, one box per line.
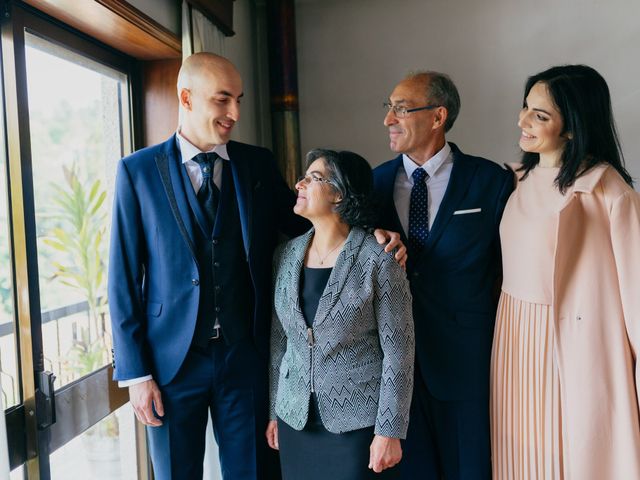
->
[141, 59, 181, 147]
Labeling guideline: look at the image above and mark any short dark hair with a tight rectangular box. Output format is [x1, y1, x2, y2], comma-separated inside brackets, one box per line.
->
[519, 64, 633, 192]
[305, 149, 377, 228]
[407, 71, 461, 132]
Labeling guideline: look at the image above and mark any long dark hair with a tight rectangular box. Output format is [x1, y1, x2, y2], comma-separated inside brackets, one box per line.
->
[305, 149, 377, 229]
[519, 64, 633, 192]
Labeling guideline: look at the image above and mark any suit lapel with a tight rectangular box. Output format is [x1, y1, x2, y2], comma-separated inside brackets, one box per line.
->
[424, 147, 477, 253]
[155, 136, 198, 261]
[227, 142, 253, 258]
[313, 227, 366, 327]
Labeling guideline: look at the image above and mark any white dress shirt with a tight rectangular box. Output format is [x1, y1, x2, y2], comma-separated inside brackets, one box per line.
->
[118, 132, 230, 388]
[393, 143, 453, 236]
[176, 130, 230, 191]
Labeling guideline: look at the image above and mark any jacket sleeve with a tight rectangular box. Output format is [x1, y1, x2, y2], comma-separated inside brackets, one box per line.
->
[108, 160, 152, 381]
[610, 189, 640, 394]
[492, 168, 515, 299]
[269, 245, 288, 420]
[372, 255, 415, 439]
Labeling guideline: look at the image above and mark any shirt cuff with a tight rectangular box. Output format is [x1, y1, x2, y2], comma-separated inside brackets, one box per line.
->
[118, 375, 153, 388]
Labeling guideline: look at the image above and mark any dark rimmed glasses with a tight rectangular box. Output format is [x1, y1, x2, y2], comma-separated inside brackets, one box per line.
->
[383, 102, 441, 118]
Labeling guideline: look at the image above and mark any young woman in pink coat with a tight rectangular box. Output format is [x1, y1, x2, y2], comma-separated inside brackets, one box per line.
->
[491, 64, 640, 479]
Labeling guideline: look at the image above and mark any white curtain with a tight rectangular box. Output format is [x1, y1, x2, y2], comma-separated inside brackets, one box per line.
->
[181, 1, 226, 59]
[0, 394, 9, 478]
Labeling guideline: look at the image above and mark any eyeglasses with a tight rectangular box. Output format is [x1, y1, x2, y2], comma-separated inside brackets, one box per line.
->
[296, 173, 333, 185]
[383, 102, 441, 118]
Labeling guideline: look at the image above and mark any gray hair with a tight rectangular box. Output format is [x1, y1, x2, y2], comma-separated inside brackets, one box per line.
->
[406, 71, 461, 132]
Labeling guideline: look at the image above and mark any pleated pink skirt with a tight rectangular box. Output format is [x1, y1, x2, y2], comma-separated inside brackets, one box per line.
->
[490, 291, 564, 480]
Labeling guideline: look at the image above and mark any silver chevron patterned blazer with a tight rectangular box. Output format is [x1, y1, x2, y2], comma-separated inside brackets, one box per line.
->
[269, 227, 415, 438]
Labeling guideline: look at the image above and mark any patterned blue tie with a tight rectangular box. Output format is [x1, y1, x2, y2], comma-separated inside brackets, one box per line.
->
[408, 167, 429, 253]
[193, 152, 220, 226]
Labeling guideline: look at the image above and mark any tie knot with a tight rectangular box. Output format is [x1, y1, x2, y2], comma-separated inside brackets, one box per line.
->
[193, 152, 218, 179]
[412, 167, 428, 183]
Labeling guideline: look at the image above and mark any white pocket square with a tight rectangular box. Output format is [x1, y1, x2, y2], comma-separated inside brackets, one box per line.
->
[453, 208, 482, 215]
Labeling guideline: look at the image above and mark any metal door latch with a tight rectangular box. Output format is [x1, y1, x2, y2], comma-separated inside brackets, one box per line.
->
[37, 371, 56, 430]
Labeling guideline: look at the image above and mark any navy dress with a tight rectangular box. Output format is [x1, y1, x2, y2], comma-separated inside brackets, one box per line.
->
[277, 266, 397, 480]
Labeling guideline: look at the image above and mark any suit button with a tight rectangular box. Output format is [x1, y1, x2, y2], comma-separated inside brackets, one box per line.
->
[215, 306, 221, 312]
[215, 285, 221, 293]
[192, 279, 200, 286]
[213, 262, 220, 268]
[413, 272, 420, 277]
[212, 239, 219, 245]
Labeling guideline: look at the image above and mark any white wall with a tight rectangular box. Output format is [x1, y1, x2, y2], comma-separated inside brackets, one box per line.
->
[295, 0, 640, 183]
[225, 0, 273, 148]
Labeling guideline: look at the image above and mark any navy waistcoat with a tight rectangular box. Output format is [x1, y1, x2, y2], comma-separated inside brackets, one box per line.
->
[179, 160, 254, 347]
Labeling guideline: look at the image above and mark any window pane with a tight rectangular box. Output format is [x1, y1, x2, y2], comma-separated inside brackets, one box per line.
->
[24, 33, 131, 388]
[9, 464, 23, 479]
[0, 60, 19, 409]
[49, 403, 137, 479]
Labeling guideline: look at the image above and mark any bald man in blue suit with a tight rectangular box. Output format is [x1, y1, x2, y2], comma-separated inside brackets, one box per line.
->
[108, 53, 308, 479]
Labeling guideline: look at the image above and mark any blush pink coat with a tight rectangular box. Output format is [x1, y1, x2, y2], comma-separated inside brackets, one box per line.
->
[545, 164, 640, 479]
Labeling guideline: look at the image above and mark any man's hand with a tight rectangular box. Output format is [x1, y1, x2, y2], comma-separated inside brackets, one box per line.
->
[369, 435, 402, 473]
[373, 229, 407, 269]
[129, 379, 164, 427]
[265, 420, 279, 450]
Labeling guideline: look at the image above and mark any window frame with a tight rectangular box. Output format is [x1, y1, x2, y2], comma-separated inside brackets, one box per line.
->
[1, 2, 141, 476]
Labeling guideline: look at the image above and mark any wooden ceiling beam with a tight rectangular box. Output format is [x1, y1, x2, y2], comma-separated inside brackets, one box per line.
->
[22, 0, 181, 59]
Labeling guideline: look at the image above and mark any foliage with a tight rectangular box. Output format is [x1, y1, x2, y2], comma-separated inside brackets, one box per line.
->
[43, 162, 108, 322]
[43, 162, 118, 437]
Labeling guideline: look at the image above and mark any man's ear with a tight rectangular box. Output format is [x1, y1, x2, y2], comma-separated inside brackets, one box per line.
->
[179, 88, 192, 110]
[432, 106, 448, 131]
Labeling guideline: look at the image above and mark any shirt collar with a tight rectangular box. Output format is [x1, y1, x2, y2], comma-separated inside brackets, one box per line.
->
[402, 142, 452, 182]
[176, 129, 230, 164]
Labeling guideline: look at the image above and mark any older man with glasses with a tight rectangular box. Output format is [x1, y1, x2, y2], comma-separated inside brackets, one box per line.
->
[372, 72, 513, 480]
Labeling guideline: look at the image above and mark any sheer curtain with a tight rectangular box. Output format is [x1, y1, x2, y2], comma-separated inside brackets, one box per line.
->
[181, 1, 226, 58]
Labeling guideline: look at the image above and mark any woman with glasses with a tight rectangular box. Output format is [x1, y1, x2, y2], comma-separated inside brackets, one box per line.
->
[266, 149, 415, 479]
[491, 65, 640, 479]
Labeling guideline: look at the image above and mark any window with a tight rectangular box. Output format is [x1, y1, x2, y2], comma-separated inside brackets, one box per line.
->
[2, 4, 137, 476]
[0, 61, 18, 410]
[25, 32, 131, 388]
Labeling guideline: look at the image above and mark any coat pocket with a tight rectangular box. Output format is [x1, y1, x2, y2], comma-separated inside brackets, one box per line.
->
[279, 360, 290, 379]
[145, 302, 162, 317]
[348, 361, 381, 384]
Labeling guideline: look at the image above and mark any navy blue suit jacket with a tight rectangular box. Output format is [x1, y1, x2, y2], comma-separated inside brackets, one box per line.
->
[372, 143, 512, 401]
[108, 135, 307, 386]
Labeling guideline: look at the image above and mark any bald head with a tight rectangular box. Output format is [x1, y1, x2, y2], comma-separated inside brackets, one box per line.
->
[177, 52, 240, 94]
[177, 53, 243, 150]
